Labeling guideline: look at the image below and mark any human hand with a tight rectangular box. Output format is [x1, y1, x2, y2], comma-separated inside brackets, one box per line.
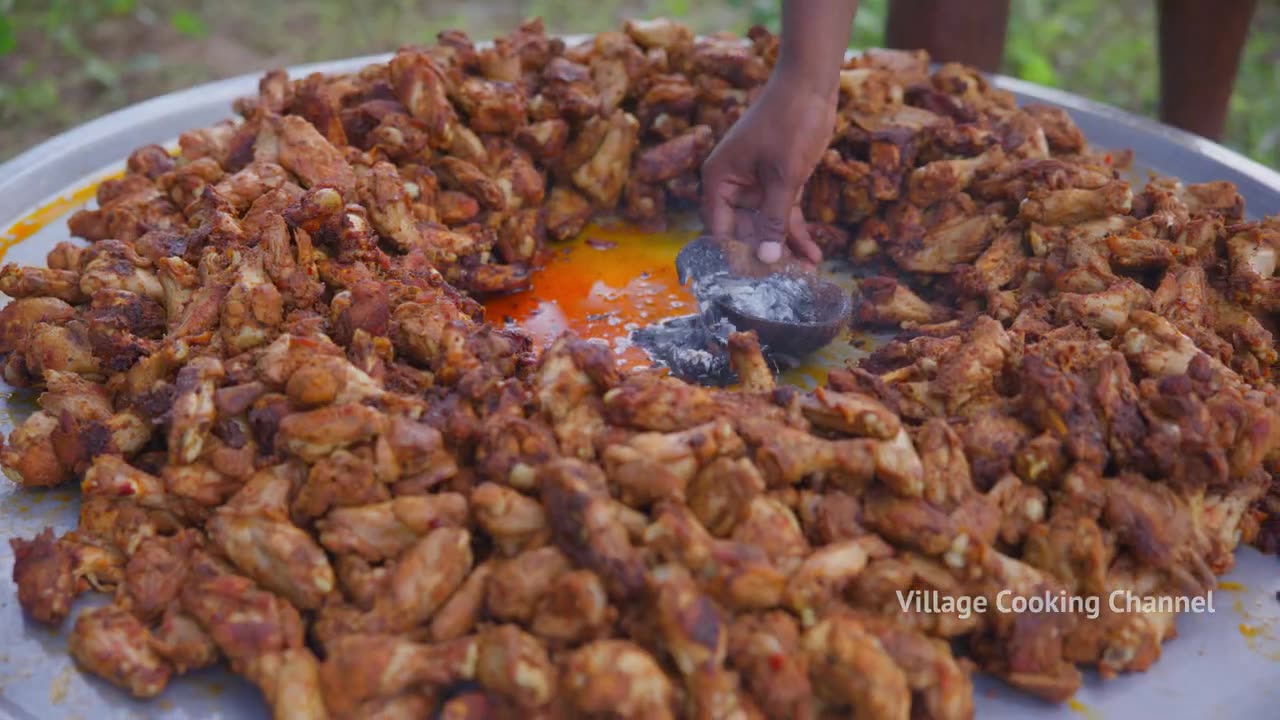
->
[700, 74, 838, 266]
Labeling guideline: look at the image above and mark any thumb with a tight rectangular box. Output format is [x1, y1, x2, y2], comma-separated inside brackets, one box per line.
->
[755, 179, 795, 265]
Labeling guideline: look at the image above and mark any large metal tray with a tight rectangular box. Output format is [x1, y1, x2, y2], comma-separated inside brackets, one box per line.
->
[1, 42, 1278, 720]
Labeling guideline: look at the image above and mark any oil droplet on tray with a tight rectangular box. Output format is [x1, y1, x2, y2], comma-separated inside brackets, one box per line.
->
[1067, 697, 1102, 720]
[1227, 585, 1280, 661]
[0, 175, 116, 263]
[49, 663, 73, 704]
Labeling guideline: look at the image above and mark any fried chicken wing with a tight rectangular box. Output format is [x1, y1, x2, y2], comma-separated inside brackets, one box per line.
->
[69, 604, 173, 698]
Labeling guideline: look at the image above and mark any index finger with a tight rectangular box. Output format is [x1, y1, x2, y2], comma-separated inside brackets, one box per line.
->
[700, 161, 738, 241]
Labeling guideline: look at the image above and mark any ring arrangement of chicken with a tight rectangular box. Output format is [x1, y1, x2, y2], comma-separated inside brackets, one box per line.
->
[4, 16, 1279, 720]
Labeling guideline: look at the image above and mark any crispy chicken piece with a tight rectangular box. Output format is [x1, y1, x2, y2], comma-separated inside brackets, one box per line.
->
[0, 296, 76, 354]
[562, 640, 677, 720]
[602, 419, 744, 507]
[542, 57, 602, 121]
[291, 447, 389, 522]
[840, 609, 975, 720]
[645, 502, 786, 611]
[1226, 220, 1280, 311]
[320, 634, 478, 716]
[436, 156, 506, 210]
[355, 160, 422, 251]
[10, 529, 76, 624]
[590, 33, 646, 113]
[388, 49, 457, 142]
[797, 489, 866, 545]
[798, 387, 901, 439]
[471, 482, 549, 555]
[881, 193, 998, 272]
[276, 402, 387, 462]
[7, 369, 118, 482]
[730, 496, 810, 573]
[121, 529, 201, 622]
[1020, 180, 1133, 225]
[81, 454, 169, 510]
[1180, 180, 1244, 219]
[333, 554, 388, 611]
[570, 111, 640, 206]
[625, 17, 695, 51]
[1103, 472, 1217, 593]
[485, 545, 570, 623]
[515, 118, 571, 162]
[269, 114, 357, 197]
[728, 331, 774, 393]
[150, 606, 220, 674]
[906, 146, 1003, 206]
[727, 612, 814, 719]
[634, 124, 714, 183]
[783, 538, 871, 623]
[542, 185, 594, 241]
[1120, 310, 1228, 379]
[964, 545, 1083, 701]
[802, 615, 910, 720]
[453, 77, 528, 134]
[534, 336, 616, 459]
[370, 526, 473, 631]
[541, 458, 646, 599]
[212, 161, 290, 212]
[686, 456, 765, 537]
[530, 568, 614, 644]
[1054, 278, 1151, 337]
[70, 604, 173, 698]
[474, 624, 558, 709]
[603, 374, 720, 432]
[17, 319, 102, 382]
[430, 560, 493, 642]
[208, 466, 336, 610]
[855, 276, 951, 327]
[648, 563, 757, 717]
[750, 415, 926, 498]
[167, 356, 224, 465]
[248, 648, 330, 720]
[474, 415, 560, 489]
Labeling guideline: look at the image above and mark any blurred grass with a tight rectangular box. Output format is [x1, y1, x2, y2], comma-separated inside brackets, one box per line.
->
[1, 0, 1277, 169]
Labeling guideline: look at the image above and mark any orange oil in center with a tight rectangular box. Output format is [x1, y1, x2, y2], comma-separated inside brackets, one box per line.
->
[484, 219, 700, 369]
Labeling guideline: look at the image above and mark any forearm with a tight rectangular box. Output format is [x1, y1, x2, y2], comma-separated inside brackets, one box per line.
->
[775, 0, 859, 94]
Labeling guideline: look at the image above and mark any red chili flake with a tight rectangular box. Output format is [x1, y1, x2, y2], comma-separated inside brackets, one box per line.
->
[1104, 153, 1113, 164]
[767, 654, 785, 671]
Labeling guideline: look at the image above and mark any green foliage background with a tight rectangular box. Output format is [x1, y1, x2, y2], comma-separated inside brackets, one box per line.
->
[1, 0, 1277, 169]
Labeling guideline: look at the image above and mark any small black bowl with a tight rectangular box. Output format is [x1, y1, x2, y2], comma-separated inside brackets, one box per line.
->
[712, 274, 853, 357]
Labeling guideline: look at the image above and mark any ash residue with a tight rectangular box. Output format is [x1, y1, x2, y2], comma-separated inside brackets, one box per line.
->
[632, 269, 822, 386]
[631, 313, 801, 387]
[693, 272, 817, 323]
[631, 315, 737, 386]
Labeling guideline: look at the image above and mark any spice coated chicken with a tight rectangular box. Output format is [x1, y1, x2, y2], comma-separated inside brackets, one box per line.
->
[4, 16, 1280, 720]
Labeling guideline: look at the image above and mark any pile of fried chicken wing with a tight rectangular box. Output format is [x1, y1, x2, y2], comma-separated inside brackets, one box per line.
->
[5, 17, 1280, 720]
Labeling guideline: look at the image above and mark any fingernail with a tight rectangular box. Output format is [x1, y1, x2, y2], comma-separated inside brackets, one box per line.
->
[758, 242, 783, 264]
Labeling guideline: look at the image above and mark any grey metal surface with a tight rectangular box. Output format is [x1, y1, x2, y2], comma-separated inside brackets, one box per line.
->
[1, 44, 1278, 720]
